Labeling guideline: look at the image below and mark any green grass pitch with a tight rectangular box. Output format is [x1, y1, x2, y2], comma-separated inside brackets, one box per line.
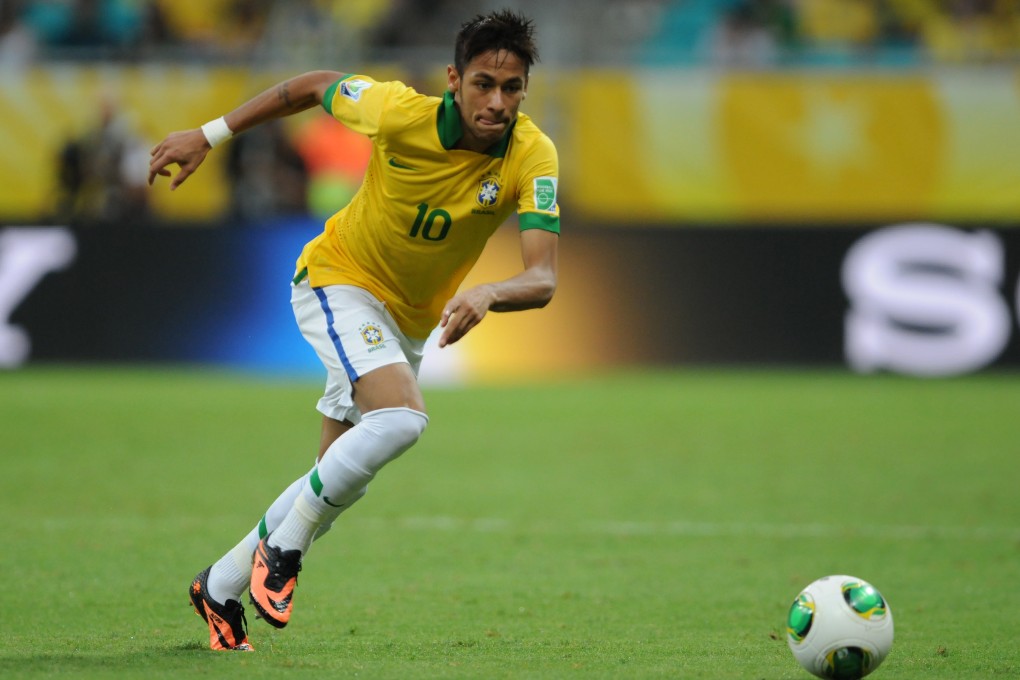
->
[2, 366, 1018, 678]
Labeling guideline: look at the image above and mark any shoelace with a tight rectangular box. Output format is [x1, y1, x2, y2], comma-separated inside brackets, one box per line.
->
[265, 550, 302, 590]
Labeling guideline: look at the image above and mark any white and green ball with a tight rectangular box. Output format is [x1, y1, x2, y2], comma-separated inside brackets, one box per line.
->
[786, 575, 894, 679]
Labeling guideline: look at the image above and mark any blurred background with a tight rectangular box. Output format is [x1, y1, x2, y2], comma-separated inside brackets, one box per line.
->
[2, 0, 1019, 382]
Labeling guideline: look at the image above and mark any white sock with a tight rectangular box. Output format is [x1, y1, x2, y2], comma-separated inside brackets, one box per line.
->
[206, 532, 259, 604]
[266, 494, 321, 555]
[269, 407, 427, 554]
[206, 467, 311, 604]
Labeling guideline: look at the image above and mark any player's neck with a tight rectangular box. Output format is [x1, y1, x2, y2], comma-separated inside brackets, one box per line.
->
[454, 126, 493, 154]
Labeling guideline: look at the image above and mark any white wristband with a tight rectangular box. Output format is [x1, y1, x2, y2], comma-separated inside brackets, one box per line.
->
[200, 116, 232, 148]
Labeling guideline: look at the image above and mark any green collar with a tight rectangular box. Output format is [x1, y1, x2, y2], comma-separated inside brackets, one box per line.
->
[437, 90, 514, 158]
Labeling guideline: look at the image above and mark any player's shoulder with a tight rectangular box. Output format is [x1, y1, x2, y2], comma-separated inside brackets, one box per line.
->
[373, 79, 441, 122]
[511, 113, 558, 157]
[333, 75, 435, 108]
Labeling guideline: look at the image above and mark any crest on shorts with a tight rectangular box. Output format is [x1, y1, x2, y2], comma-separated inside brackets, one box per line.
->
[476, 177, 501, 208]
[359, 322, 384, 346]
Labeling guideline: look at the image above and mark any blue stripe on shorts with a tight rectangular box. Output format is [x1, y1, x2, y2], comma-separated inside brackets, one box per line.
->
[313, 286, 359, 382]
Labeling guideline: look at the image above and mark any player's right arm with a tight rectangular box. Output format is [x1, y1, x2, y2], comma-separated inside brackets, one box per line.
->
[148, 70, 343, 190]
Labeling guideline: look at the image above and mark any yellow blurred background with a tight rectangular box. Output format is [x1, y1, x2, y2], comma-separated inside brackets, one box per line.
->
[4, 0, 1020, 379]
[2, 64, 1018, 224]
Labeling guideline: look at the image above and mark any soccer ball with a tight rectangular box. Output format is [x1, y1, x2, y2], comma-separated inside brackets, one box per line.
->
[786, 575, 894, 679]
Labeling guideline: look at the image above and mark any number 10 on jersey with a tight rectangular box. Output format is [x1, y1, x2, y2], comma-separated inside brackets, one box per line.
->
[409, 203, 452, 242]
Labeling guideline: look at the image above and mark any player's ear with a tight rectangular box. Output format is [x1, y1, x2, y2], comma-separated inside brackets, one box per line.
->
[446, 64, 459, 93]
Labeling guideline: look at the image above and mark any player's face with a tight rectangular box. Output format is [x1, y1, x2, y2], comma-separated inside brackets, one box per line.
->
[448, 50, 528, 153]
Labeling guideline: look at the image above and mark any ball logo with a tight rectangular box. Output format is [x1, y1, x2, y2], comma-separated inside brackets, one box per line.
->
[824, 646, 874, 679]
[787, 592, 815, 644]
[841, 581, 887, 621]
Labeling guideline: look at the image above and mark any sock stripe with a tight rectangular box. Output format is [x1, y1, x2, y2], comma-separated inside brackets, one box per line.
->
[258, 516, 269, 539]
[310, 467, 324, 496]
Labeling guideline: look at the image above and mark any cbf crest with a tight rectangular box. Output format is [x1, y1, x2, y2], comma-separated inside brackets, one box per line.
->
[476, 177, 501, 208]
[359, 322, 384, 346]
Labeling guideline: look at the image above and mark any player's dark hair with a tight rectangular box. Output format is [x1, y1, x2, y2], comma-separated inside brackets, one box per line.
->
[454, 9, 539, 76]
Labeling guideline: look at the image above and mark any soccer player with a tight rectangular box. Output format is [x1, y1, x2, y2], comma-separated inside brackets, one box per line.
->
[148, 10, 559, 651]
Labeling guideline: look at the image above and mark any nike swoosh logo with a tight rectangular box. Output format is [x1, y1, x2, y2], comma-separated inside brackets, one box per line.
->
[388, 157, 417, 170]
[270, 594, 292, 613]
[322, 495, 345, 508]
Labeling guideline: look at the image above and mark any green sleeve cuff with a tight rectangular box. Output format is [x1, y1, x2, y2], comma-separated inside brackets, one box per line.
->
[321, 74, 354, 116]
[321, 80, 339, 115]
[519, 212, 560, 234]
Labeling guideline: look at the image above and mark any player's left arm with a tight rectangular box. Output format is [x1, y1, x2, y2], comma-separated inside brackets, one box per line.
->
[148, 70, 342, 190]
[438, 228, 558, 348]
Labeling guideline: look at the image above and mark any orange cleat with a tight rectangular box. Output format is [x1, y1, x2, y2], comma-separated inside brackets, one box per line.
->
[189, 567, 254, 651]
[249, 537, 301, 629]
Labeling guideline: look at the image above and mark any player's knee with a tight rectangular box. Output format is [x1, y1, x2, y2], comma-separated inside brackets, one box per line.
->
[388, 407, 429, 450]
[363, 406, 429, 457]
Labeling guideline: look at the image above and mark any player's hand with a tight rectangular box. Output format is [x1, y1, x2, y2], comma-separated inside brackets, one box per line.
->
[438, 286, 495, 348]
[148, 129, 211, 190]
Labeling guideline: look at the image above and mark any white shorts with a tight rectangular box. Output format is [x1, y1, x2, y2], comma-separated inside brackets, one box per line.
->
[292, 280, 425, 424]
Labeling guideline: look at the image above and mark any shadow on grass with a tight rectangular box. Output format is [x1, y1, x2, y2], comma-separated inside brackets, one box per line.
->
[0, 639, 264, 677]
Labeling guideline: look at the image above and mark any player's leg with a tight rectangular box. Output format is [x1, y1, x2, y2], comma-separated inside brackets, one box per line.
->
[318, 414, 348, 459]
[308, 414, 369, 540]
[249, 282, 428, 628]
[268, 364, 425, 554]
[206, 408, 367, 595]
[188, 471, 312, 650]
[289, 285, 428, 545]
[201, 414, 349, 608]
[191, 446, 368, 651]
[203, 473, 308, 606]
[191, 369, 370, 648]
[204, 446, 355, 607]
[205, 413, 353, 605]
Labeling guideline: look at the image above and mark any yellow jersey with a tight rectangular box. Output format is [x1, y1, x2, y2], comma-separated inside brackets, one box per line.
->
[296, 74, 561, 340]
